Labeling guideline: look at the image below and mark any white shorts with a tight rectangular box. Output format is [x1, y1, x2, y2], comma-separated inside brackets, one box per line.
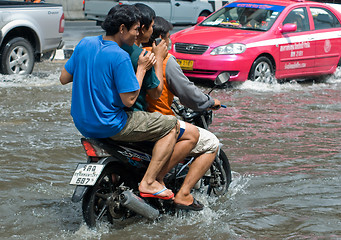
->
[189, 126, 219, 156]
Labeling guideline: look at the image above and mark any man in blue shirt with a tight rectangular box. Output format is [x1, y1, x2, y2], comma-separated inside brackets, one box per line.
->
[59, 5, 177, 200]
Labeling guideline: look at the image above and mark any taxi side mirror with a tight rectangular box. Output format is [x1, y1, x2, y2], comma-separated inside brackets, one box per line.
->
[280, 23, 297, 33]
[197, 16, 207, 24]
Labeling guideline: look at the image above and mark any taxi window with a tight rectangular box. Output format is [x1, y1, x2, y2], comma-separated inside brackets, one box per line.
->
[200, 2, 285, 31]
[310, 7, 341, 30]
[283, 8, 310, 32]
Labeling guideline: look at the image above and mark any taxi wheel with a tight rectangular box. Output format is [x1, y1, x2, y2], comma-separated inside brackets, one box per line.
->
[249, 57, 276, 84]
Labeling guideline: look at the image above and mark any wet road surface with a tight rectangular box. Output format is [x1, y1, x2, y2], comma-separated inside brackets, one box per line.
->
[0, 21, 340, 240]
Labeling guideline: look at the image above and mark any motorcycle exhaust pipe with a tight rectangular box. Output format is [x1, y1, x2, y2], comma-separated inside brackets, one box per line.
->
[119, 190, 159, 220]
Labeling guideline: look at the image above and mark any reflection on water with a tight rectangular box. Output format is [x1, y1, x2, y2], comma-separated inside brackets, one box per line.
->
[0, 61, 340, 239]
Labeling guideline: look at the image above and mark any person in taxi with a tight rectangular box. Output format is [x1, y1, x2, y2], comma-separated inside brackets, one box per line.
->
[59, 5, 179, 200]
[283, 11, 306, 32]
[142, 16, 223, 211]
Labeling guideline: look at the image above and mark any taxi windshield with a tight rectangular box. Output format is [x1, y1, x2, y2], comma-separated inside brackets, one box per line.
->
[200, 2, 285, 31]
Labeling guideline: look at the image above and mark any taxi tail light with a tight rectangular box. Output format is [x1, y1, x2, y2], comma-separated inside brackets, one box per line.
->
[81, 138, 110, 157]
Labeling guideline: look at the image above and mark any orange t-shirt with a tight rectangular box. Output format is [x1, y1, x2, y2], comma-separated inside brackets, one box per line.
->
[144, 47, 175, 116]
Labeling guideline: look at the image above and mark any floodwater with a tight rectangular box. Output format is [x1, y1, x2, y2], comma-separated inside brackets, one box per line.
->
[0, 59, 340, 240]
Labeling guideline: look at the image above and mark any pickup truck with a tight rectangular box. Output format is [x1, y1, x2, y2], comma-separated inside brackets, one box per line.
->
[0, 1, 64, 74]
[84, 0, 214, 25]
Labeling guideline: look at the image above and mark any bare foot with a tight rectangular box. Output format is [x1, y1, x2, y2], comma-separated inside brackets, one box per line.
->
[139, 180, 173, 199]
[156, 179, 166, 187]
[174, 192, 194, 206]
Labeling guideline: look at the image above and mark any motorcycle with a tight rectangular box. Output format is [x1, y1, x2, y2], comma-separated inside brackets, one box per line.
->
[69, 73, 232, 228]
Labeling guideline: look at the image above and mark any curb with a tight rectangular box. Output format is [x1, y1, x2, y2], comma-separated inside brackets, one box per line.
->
[53, 48, 74, 60]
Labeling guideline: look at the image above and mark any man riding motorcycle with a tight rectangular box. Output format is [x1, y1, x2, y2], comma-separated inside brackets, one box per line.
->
[60, 5, 179, 201]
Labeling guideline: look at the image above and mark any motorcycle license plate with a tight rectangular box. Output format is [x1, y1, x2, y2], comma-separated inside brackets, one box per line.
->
[176, 59, 194, 70]
[70, 163, 104, 186]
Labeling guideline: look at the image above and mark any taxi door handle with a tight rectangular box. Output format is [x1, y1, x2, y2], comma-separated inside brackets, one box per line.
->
[308, 37, 314, 40]
[175, 3, 180, 6]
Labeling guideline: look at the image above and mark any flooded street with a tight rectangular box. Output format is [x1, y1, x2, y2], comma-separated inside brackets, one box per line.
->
[1, 48, 341, 238]
[1, 59, 340, 239]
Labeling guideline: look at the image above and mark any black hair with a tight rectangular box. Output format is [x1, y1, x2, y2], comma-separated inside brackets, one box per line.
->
[102, 4, 141, 36]
[143, 16, 173, 47]
[134, 3, 156, 30]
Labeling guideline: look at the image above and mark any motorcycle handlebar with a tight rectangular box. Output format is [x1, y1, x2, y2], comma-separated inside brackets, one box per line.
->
[210, 104, 227, 110]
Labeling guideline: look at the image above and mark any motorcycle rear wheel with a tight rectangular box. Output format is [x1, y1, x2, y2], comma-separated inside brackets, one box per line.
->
[208, 150, 232, 196]
[82, 165, 126, 228]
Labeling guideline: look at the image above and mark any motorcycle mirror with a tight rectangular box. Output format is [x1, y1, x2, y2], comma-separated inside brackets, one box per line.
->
[214, 72, 230, 86]
[208, 72, 230, 95]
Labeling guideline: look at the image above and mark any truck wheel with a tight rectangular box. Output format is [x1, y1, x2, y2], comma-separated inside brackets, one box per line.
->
[1, 37, 35, 75]
[249, 56, 276, 84]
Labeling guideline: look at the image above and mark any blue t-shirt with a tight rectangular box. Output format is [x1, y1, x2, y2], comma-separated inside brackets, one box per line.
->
[65, 36, 140, 138]
[121, 44, 160, 111]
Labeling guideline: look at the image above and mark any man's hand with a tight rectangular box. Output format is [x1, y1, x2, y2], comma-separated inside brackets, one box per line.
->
[152, 39, 168, 60]
[209, 99, 221, 110]
[136, 49, 155, 88]
[148, 39, 167, 100]
[138, 49, 156, 71]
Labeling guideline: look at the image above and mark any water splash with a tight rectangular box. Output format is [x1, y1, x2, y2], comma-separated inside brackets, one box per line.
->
[233, 69, 341, 92]
[0, 72, 61, 87]
[48, 172, 251, 240]
[0, 61, 65, 87]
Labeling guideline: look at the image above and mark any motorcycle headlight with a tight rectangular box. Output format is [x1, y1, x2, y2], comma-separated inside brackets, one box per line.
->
[210, 43, 246, 55]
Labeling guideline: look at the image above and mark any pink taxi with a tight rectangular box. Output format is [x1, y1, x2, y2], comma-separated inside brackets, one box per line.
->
[169, 0, 341, 83]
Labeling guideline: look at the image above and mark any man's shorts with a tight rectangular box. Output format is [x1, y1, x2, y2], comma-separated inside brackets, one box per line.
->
[110, 111, 177, 142]
[189, 126, 219, 156]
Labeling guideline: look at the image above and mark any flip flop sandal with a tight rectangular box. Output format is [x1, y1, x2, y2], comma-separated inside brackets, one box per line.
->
[139, 187, 174, 200]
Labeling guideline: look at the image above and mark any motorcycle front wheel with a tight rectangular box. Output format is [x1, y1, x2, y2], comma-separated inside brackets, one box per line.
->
[82, 165, 128, 228]
[208, 150, 232, 196]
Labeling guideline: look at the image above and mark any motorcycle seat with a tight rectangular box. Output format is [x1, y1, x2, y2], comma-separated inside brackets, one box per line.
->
[85, 138, 155, 155]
